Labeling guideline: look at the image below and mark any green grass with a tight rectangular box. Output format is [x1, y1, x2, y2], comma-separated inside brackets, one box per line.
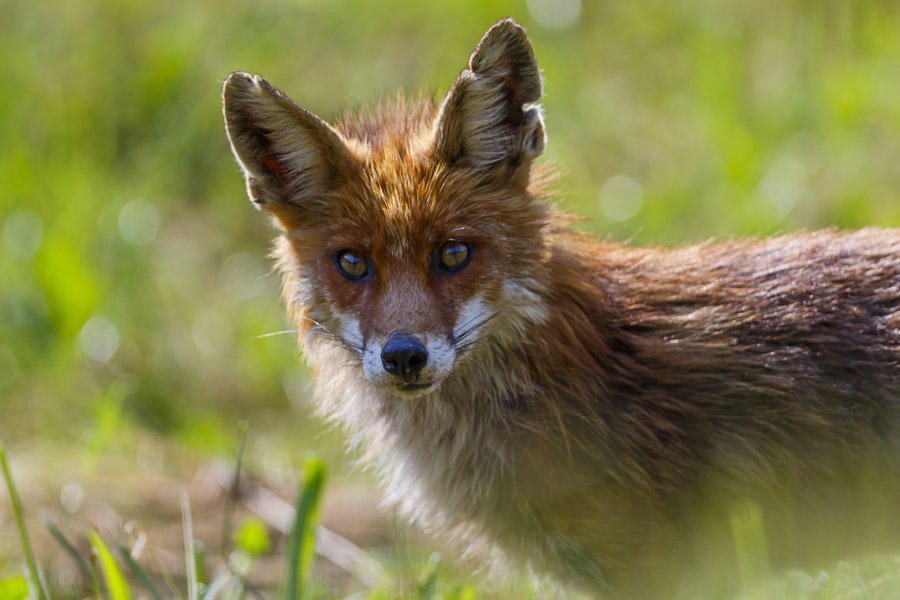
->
[6, 435, 900, 599]
[3, 0, 900, 598]
[1, 441, 509, 600]
[0, 444, 48, 600]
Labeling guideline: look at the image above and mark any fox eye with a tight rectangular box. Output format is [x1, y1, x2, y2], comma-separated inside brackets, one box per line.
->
[437, 241, 472, 272]
[336, 250, 369, 280]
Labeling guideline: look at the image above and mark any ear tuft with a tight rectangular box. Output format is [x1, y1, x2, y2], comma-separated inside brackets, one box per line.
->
[520, 105, 546, 159]
[433, 19, 545, 176]
[222, 72, 355, 216]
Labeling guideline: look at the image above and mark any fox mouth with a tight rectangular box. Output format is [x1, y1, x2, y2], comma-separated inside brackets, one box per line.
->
[399, 383, 432, 392]
[388, 381, 439, 399]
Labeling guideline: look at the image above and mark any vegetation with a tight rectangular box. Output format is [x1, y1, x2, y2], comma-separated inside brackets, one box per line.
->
[2, 0, 900, 597]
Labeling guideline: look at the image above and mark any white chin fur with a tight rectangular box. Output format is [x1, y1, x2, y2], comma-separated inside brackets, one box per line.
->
[360, 335, 455, 396]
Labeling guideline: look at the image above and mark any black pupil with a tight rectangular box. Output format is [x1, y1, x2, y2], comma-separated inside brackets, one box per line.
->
[442, 243, 468, 268]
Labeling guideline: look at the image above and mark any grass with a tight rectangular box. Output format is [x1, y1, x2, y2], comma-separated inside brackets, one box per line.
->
[5, 435, 900, 599]
[283, 456, 325, 600]
[0, 444, 48, 600]
[0, 439, 508, 600]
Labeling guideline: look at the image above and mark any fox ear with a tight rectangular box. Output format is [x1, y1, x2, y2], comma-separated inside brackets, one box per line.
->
[222, 72, 355, 218]
[433, 19, 545, 177]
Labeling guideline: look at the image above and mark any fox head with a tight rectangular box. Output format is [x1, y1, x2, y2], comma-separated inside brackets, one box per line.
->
[223, 20, 552, 400]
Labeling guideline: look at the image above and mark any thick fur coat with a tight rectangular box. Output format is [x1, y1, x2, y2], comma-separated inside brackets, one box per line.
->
[224, 19, 900, 599]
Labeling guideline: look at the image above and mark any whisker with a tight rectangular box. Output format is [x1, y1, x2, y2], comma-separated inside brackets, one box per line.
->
[310, 329, 364, 357]
[453, 310, 493, 338]
[453, 311, 502, 347]
[252, 329, 299, 339]
[253, 270, 277, 283]
[454, 331, 496, 355]
[454, 317, 489, 345]
[299, 316, 365, 357]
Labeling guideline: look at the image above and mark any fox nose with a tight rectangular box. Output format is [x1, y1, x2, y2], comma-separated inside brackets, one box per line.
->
[381, 334, 428, 381]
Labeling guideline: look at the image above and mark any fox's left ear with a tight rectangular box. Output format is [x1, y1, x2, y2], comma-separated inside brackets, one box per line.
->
[222, 72, 357, 224]
[433, 19, 545, 178]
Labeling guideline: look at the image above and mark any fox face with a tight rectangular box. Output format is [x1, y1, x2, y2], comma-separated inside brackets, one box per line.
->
[292, 183, 522, 400]
[223, 20, 550, 399]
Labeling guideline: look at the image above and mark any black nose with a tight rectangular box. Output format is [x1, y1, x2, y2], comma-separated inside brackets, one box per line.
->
[381, 334, 428, 381]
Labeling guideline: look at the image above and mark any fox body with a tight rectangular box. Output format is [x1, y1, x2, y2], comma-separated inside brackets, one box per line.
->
[224, 20, 900, 598]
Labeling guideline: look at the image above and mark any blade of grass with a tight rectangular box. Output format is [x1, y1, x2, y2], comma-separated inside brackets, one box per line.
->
[89, 550, 101, 600]
[182, 489, 199, 600]
[220, 420, 249, 560]
[0, 443, 49, 600]
[417, 554, 440, 600]
[730, 499, 770, 599]
[193, 541, 207, 588]
[117, 545, 164, 600]
[88, 531, 133, 600]
[444, 585, 477, 600]
[41, 513, 93, 581]
[283, 453, 326, 600]
[149, 544, 184, 600]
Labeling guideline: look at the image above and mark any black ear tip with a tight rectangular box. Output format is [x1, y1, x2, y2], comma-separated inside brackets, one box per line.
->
[471, 18, 538, 77]
[489, 17, 525, 33]
[223, 72, 256, 104]
[481, 18, 530, 46]
[223, 72, 276, 103]
[224, 71, 251, 88]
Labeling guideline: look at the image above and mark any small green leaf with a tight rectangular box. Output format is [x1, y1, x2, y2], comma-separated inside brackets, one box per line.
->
[0, 576, 28, 600]
[88, 531, 133, 600]
[235, 517, 271, 556]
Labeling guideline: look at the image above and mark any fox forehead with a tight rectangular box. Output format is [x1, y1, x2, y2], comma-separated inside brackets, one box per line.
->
[323, 99, 524, 250]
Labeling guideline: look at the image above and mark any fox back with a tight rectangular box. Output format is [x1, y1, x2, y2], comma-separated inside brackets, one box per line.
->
[224, 19, 900, 599]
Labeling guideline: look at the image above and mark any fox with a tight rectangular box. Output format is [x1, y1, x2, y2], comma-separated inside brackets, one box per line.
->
[223, 19, 900, 599]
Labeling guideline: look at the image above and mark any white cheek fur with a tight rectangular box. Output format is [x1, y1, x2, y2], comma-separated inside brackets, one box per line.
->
[337, 297, 497, 397]
[453, 297, 493, 343]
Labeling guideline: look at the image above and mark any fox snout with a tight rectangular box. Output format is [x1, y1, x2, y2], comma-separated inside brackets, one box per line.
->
[357, 328, 456, 398]
[381, 332, 428, 382]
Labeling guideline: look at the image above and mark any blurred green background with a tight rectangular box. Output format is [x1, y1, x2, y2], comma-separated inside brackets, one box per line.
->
[2, 0, 900, 594]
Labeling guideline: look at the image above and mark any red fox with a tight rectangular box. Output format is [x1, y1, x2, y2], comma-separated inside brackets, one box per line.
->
[224, 19, 900, 599]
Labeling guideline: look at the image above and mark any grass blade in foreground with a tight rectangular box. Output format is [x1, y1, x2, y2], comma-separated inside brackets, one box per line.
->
[417, 554, 441, 600]
[117, 545, 164, 600]
[182, 489, 199, 600]
[42, 514, 93, 581]
[88, 531, 133, 600]
[0, 443, 49, 600]
[89, 550, 101, 600]
[283, 454, 326, 600]
[221, 420, 249, 560]
[730, 500, 770, 599]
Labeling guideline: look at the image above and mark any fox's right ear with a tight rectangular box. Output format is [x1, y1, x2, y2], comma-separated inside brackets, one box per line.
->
[433, 19, 545, 180]
[222, 72, 356, 220]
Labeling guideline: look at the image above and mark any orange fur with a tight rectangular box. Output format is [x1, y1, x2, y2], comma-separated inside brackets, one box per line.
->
[224, 19, 900, 599]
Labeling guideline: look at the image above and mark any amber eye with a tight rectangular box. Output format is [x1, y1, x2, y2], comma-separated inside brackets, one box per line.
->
[437, 241, 472, 272]
[335, 250, 369, 280]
